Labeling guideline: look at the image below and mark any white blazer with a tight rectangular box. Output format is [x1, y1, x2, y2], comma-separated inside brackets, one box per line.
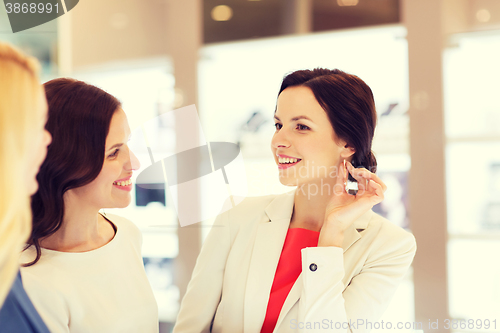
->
[173, 190, 416, 333]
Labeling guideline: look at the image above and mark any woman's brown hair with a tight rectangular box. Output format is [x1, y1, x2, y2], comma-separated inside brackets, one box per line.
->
[277, 68, 377, 173]
[24, 78, 121, 266]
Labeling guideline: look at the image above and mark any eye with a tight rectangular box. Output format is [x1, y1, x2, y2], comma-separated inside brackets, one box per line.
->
[109, 149, 119, 158]
[274, 123, 282, 130]
[297, 124, 310, 130]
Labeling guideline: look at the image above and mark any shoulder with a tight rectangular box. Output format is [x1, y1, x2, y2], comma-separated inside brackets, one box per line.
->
[363, 211, 417, 255]
[20, 247, 72, 284]
[206, 194, 284, 242]
[224, 194, 279, 216]
[102, 213, 141, 238]
[101, 213, 143, 252]
[214, 193, 283, 227]
[20, 258, 70, 309]
[19, 264, 70, 331]
[19, 247, 62, 272]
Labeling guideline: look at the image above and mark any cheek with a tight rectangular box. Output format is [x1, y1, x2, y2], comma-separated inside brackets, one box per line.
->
[92, 165, 117, 189]
[101, 161, 124, 183]
[86, 177, 109, 194]
[308, 141, 339, 163]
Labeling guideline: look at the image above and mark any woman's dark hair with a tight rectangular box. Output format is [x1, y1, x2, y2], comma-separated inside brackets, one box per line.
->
[24, 78, 121, 266]
[278, 68, 377, 173]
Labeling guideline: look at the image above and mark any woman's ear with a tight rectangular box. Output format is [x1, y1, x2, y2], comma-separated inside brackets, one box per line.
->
[340, 144, 356, 159]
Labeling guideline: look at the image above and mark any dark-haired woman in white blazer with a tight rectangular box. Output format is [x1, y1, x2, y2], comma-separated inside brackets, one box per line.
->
[173, 68, 416, 333]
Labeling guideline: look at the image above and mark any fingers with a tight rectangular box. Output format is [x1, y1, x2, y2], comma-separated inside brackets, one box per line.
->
[346, 161, 387, 192]
[332, 160, 347, 195]
[368, 179, 384, 201]
[325, 163, 385, 227]
[350, 180, 384, 211]
[335, 189, 381, 221]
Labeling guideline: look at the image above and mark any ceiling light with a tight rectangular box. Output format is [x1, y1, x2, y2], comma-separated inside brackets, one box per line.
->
[211, 5, 233, 21]
[337, 0, 359, 6]
[476, 9, 491, 23]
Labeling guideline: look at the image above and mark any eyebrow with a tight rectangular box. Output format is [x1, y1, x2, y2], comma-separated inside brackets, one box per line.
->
[274, 115, 313, 122]
[107, 143, 124, 151]
[106, 133, 132, 151]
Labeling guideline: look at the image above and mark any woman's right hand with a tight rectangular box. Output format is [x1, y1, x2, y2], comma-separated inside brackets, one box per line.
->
[318, 160, 387, 247]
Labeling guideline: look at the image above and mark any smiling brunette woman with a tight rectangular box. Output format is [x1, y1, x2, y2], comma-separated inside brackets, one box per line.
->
[173, 68, 416, 333]
[19, 78, 158, 333]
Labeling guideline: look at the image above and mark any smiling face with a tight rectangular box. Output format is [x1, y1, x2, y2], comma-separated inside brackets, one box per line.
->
[65, 108, 140, 209]
[271, 86, 354, 187]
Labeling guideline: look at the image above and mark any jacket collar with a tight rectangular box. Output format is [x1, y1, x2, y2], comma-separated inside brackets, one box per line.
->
[264, 189, 372, 252]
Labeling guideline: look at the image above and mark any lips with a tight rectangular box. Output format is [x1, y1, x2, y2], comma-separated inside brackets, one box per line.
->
[275, 154, 302, 170]
[277, 154, 300, 159]
[276, 154, 302, 164]
[113, 176, 132, 187]
[114, 176, 131, 183]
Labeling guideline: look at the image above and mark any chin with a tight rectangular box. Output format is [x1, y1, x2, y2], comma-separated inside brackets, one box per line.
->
[115, 202, 130, 209]
[117, 197, 132, 208]
[278, 177, 299, 187]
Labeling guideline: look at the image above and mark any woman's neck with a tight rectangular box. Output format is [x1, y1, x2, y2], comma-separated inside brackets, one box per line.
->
[40, 196, 115, 252]
[289, 178, 337, 231]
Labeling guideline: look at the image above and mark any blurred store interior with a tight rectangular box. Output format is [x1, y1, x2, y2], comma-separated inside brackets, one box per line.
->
[1, 0, 500, 332]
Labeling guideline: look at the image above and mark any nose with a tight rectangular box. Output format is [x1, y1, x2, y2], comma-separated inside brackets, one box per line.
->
[127, 149, 141, 171]
[271, 127, 291, 149]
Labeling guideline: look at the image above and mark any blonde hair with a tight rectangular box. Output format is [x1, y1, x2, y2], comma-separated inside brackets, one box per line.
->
[0, 42, 41, 306]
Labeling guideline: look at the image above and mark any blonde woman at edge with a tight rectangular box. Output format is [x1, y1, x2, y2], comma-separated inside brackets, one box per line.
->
[0, 41, 52, 332]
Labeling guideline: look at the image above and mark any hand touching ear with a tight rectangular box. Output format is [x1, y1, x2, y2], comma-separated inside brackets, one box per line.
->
[318, 160, 387, 247]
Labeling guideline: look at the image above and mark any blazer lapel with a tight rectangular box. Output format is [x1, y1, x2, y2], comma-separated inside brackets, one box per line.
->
[341, 209, 372, 253]
[244, 190, 296, 333]
[274, 209, 373, 330]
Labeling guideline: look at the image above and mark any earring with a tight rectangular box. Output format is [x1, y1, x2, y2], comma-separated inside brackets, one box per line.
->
[344, 160, 358, 195]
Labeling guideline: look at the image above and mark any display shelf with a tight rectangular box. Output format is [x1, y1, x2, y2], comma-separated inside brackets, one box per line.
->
[448, 233, 500, 240]
[444, 31, 500, 139]
[444, 29, 500, 327]
[445, 135, 500, 236]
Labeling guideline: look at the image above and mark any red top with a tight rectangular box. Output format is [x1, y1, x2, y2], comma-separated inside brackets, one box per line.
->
[260, 228, 320, 333]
